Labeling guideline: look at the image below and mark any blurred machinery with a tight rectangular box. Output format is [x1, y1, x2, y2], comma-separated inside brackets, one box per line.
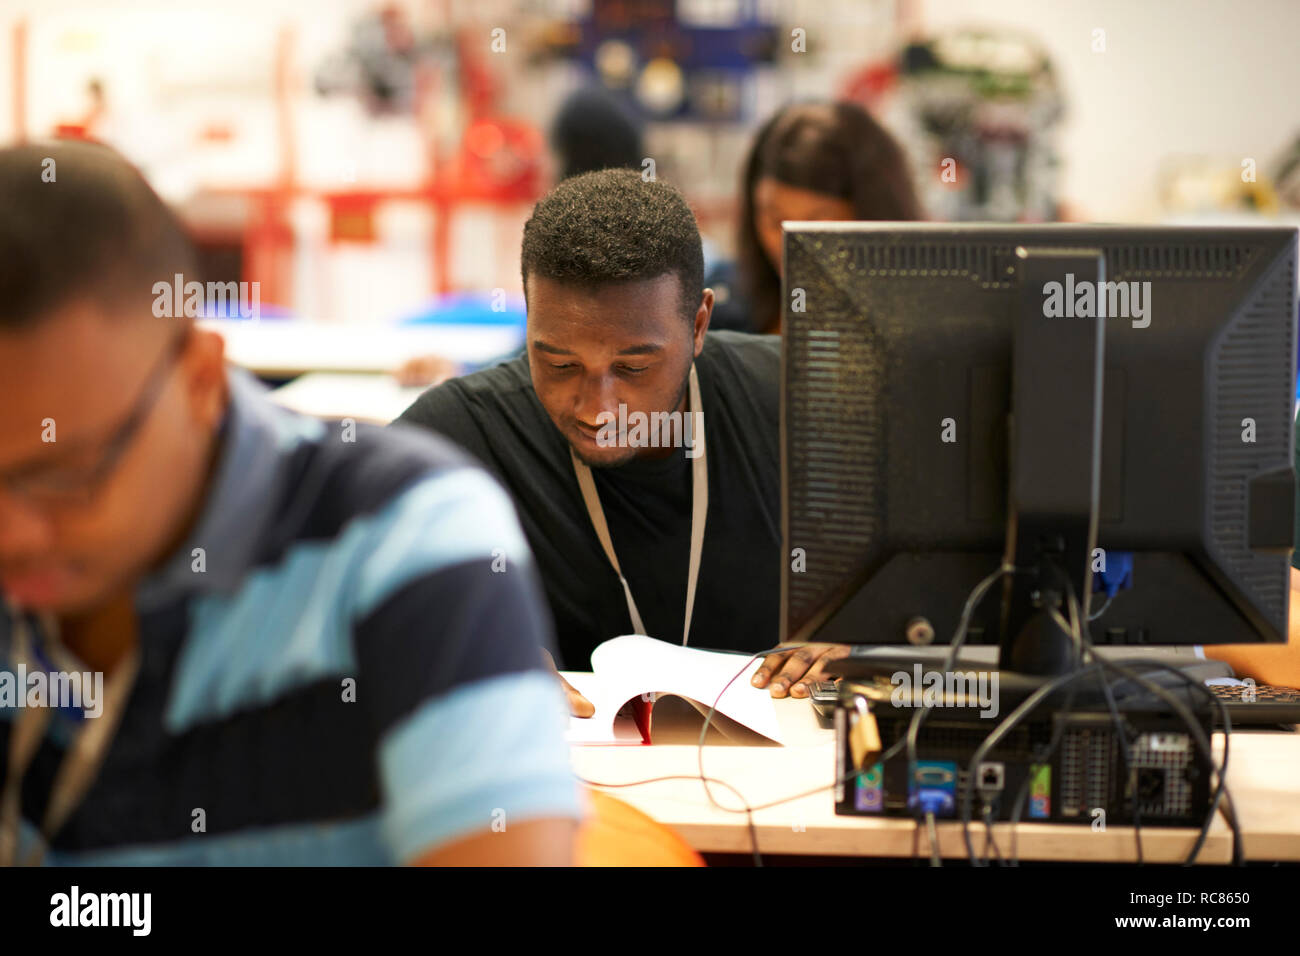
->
[1157, 155, 1282, 218]
[314, 3, 423, 116]
[7, 0, 913, 317]
[898, 27, 1065, 222]
[533, 0, 786, 249]
[563, 0, 779, 123]
[1275, 135, 1300, 211]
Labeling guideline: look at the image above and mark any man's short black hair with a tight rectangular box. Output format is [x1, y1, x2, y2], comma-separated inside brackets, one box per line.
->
[520, 168, 704, 321]
[0, 140, 196, 330]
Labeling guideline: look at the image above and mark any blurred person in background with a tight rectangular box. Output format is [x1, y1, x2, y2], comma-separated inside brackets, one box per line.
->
[548, 83, 747, 340]
[733, 101, 924, 335]
[550, 83, 645, 182]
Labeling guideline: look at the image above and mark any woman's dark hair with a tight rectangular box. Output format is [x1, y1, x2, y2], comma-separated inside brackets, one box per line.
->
[737, 101, 923, 333]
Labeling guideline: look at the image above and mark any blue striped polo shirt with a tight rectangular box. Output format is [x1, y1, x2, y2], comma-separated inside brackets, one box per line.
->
[0, 370, 583, 865]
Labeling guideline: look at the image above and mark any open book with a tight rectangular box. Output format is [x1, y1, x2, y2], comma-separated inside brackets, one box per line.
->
[562, 635, 785, 746]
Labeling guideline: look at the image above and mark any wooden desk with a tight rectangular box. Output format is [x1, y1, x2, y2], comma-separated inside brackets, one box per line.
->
[570, 696, 1300, 863]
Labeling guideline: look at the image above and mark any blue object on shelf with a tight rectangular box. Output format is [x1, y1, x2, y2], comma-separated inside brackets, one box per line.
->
[200, 304, 294, 320]
[397, 292, 526, 327]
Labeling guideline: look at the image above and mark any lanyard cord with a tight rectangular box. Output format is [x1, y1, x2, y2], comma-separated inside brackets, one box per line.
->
[0, 612, 140, 866]
[570, 364, 708, 645]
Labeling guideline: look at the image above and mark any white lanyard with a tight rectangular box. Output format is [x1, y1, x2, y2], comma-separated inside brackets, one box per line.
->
[0, 613, 140, 867]
[570, 363, 708, 645]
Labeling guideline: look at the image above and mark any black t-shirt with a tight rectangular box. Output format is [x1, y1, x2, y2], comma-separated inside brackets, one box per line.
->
[394, 330, 782, 669]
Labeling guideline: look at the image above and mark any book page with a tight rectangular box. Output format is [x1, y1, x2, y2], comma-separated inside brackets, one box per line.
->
[561, 671, 646, 745]
[563, 635, 785, 745]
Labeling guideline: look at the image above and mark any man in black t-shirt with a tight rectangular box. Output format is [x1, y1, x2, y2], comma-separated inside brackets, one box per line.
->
[395, 169, 847, 712]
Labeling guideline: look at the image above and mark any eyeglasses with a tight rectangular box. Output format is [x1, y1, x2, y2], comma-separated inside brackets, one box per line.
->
[0, 328, 192, 507]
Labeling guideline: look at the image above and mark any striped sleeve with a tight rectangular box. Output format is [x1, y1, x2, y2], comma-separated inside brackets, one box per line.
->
[350, 466, 583, 861]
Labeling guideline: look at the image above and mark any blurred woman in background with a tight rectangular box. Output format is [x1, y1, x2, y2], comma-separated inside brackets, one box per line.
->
[726, 101, 924, 335]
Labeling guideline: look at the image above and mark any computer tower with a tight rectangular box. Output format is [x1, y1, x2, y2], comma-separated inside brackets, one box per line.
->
[834, 676, 1215, 826]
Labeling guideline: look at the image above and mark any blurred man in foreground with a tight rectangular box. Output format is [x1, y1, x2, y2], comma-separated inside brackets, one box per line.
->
[0, 141, 580, 865]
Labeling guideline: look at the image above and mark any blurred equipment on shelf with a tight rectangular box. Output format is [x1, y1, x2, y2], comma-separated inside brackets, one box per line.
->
[1158, 155, 1281, 217]
[1275, 134, 1300, 210]
[315, 3, 424, 115]
[898, 27, 1065, 222]
[569, 0, 779, 122]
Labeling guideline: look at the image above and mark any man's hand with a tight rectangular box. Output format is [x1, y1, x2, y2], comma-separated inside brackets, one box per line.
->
[394, 353, 461, 388]
[750, 643, 851, 699]
[542, 649, 595, 717]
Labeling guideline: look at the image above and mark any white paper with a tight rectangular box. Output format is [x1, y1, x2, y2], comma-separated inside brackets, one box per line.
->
[563, 635, 785, 746]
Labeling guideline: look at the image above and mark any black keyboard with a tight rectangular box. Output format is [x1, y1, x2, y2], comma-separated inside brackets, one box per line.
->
[815, 677, 1300, 727]
[1205, 682, 1300, 726]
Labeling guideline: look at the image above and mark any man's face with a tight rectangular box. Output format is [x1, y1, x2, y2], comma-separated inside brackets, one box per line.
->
[526, 273, 711, 468]
[0, 302, 227, 614]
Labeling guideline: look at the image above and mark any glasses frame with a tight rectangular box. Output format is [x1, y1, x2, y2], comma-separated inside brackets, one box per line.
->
[2, 327, 193, 506]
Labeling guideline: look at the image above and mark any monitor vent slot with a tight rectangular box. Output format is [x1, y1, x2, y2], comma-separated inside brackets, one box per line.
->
[847, 242, 1017, 287]
[1206, 256, 1295, 629]
[785, 311, 886, 632]
[1102, 243, 1257, 280]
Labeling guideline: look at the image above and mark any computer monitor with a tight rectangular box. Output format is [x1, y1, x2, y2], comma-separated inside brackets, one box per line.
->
[781, 223, 1297, 674]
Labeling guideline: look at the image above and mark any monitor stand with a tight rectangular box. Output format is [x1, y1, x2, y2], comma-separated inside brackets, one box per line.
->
[997, 246, 1107, 678]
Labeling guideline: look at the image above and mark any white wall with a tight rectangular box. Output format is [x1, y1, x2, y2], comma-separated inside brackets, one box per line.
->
[3, 0, 1295, 235]
[918, 0, 1300, 220]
